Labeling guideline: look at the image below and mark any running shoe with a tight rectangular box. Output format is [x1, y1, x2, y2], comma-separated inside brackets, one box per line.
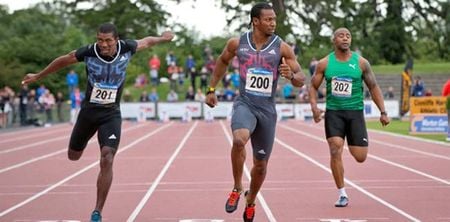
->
[334, 196, 349, 207]
[243, 203, 256, 222]
[225, 188, 242, 213]
[90, 210, 102, 222]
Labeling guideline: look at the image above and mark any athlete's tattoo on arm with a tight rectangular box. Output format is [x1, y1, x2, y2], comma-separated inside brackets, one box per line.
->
[363, 60, 378, 90]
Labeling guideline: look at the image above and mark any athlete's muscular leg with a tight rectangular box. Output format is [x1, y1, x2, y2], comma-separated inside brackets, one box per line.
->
[231, 128, 251, 192]
[348, 146, 368, 163]
[95, 146, 116, 213]
[327, 136, 345, 188]
[68, 149, 83, 160]
[246, 158, 268, 205]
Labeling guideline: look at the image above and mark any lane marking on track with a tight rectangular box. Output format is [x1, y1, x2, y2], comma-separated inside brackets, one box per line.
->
[127, 121, 198, 221]
[0, 122, 173, 218]
[0, 135, 69, 154]
[277, 125, 421, 222]
[0, 127, 69, 144]
[280, 124, 450, 186]
[0, 122, 150, 174]
[219, 120, 277, 222]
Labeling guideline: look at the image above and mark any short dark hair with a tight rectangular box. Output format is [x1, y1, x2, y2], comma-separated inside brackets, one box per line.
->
[97, 23, 118, 38]
[249, 2, 273, 27]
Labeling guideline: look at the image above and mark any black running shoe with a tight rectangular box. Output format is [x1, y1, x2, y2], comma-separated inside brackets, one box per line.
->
[225, 188, 242, 213]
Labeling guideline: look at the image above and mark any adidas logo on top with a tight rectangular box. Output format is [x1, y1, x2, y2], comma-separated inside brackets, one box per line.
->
[108, 134, 117, 140]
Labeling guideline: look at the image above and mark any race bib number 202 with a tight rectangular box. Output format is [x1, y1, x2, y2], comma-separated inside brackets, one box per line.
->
[331, 77, 352, 98]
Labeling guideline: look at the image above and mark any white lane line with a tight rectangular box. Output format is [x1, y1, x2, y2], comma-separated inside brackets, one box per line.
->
[127, 121, 198, 221]
[0, 126, 69, 143]
[219, 120, 277, 222]
[0, 136, 69, 154]
[370, 139, 450, 160]
[0, 122, 172, 218]
[280, 124, 450, 185]
[0, 122, 150, 174]
[275, 138, 420, 222]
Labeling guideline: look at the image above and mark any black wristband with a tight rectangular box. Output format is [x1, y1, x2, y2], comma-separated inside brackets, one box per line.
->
[380, 111, 387, 116]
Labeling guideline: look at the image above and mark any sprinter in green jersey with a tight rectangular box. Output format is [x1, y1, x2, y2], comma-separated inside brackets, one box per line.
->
[309, 27, 390, 207]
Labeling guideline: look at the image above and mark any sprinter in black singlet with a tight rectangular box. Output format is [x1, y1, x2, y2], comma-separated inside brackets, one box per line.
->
[205, 3, 306, 221]
[21, 23, 173, 222]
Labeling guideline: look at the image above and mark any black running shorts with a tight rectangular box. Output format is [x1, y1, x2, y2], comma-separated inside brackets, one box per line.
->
[69, 106, 122, 151]
[324, 109, 368, 147]
[231, 100, 277, 160]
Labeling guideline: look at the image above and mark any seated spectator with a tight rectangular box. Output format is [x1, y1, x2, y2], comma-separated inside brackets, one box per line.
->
[148, 87, 159, 102]
[185, 86, 195, 101]
[425, 89, 433, 96]
[384, 86, 395, 99]
[194, 88, 206, 102]
[412, 76, 425, 97]
[282, 82, 296, 100]
[166, 90, 179, 102]
[140, 91, 150, 102]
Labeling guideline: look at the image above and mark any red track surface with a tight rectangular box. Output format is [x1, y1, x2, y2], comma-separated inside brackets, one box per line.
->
[1, 119, 449, 222]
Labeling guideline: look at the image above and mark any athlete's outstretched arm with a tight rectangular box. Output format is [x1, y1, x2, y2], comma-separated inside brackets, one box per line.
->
[136, 31, 174, 51]
[279, 42, 306, 87]
[360, 57, 390, 126]
[309, 57, 327, 123]
[22, 51, 79, 85]
[205, 37, 239, 108]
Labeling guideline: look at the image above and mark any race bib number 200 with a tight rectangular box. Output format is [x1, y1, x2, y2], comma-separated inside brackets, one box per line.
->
[245, 68, 273, 97]
[90, 83, 118, 104]
[331, 77, 352, 97]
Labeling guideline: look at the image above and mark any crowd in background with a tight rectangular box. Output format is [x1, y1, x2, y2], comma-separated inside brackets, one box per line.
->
[0, 46, 445, 130]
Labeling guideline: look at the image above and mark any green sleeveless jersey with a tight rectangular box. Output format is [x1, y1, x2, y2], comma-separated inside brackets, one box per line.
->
[324, 51, 364, 110]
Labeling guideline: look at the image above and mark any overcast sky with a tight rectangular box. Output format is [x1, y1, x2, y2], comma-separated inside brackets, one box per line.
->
[0, 0, 228, 39]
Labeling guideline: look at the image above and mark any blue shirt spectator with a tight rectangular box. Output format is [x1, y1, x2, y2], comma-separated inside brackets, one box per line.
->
[66, 69, 79, 93]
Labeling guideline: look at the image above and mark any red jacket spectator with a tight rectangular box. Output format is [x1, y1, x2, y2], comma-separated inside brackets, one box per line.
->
[442, 79, 450, 96]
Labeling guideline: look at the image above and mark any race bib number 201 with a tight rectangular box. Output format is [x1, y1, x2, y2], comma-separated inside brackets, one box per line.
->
[331, 77, 352, 97]
[90, 83, 118, 104]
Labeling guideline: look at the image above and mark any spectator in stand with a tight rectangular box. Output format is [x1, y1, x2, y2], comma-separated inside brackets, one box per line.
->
[199, 65, 209, 92]
[184, 86, 195, 101]
[167, 61, 178, 91]
[282, 82, 296, 100]
[194, 88, 205, 102]
[27, 89, 37, 122]
[148, 87, 159, 102]
[55, 91, 65, 122]
[19, 84, 29, 126]
[223, 85, 236, 101]
[384, 86, 395, 99]
[66, 69, 79, 94]
[189, 67, 198, 91]
[69, 87, 84, 125]
[148, 54, 161, 86]
[39, 89, 55, 126]
[411, 76, 425, 97]
[442, 79, 450, 96]
[185, 54, 196, 89]
[424, 89, 433, 96]
[165, 50, 176, 65]
[139, 91, 150, 102]
[230, 69, 240, 89]
[166, 89, 179, 102]
[185, 86, 195, 101]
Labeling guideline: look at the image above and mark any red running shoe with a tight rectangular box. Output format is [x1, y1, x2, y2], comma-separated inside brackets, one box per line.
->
[225, 188, 242, 213]
[243, 203, 255, 222]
